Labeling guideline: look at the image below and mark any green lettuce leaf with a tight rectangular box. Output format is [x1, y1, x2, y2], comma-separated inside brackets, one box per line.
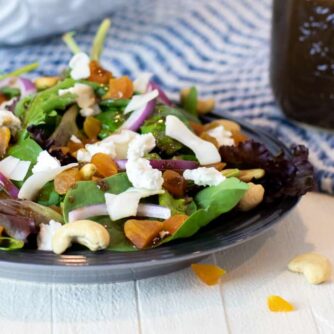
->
[159, 192, 197, 216]
[158, 177, 249, 245]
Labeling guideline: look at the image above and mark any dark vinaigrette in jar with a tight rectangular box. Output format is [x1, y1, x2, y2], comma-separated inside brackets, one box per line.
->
[271, 0, 334, 128]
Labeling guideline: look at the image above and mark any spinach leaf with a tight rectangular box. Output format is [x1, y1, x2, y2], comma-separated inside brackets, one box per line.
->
[36, 182, 62, 207]
[63, 173, 135, 251]
[8, 137, 42, 185]
[181, 86, 198, 115]
[158, 178, 248, 245]
[159, 192, 197, 216]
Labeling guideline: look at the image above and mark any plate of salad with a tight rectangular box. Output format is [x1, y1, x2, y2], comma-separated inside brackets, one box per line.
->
[0, 20, 314, 283]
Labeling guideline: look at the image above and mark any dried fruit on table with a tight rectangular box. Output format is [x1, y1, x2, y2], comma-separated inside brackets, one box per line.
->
[124, 219, 163, 249]
[0, 127, 11, 158]
[191, 263, 226, 286]
[83, 116, 101, 139]
[162, 170, 186, 198]
[88, 60, 112, 85]
[267, 295, 295, 312]
[104, 76, 133, 99]
[163, 214, 188, 234]
[54, 168, 81, 195]
[91, 153, 118, 177]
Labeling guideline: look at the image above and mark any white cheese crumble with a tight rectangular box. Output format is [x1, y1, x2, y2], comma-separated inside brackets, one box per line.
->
[0, 156, 31, 181]
[0, 108, 21, 134]
[183, 167, 225, 186]
[207, 125, 235, 147]
[124, 89, 159, 114]
[69, 52, 91, 80]
[127, 133, 156, 160]
[126, 158, 164, 190]
[32, 150, 61, 174]
[37, 220, 62, 251]
[76, 141, 116, 162]
[59, 83, 100, 117]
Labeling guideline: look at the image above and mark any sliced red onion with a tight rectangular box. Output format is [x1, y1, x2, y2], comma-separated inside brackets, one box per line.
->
[68, 203, 108, 223]
[0, 172, 19, 199]
[115, 159, 198, 171]
[121, 98, 156, 132]
[17, 77, 36, 97]
[137, 204, 171, 219]
[148, 81, 173, 106]
[68, 203, 171, 222]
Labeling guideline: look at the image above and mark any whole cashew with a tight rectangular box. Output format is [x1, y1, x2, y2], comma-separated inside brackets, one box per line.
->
[238, 183, 265, 211]
[52, 220, 110, 255]
[288, 253, 331, 284]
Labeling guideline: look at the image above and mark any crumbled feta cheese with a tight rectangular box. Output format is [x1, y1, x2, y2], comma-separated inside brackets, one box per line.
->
[105, 187, 164, 221]
[76, 141, 116, 162]
[32, 151, 61, 174]
[207, 125, 235, 147]
[133, 72, 153, 93]
[127, 133, 156, 160]
[0, 108, 21, 134]
[69, 52, 91, 80]
[37, 220, 62, 251]
[0, 156, 30, 181]
[124, 89, 159, 114]
[70, 135, 82, 144]
[59, 83, 100, 117]
[103, 129, 139, 159]
[183, 167, 225, 186]
[126, 158, 163, 190]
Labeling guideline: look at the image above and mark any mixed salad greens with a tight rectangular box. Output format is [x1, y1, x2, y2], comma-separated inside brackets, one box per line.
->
[0, 20, 314, 254]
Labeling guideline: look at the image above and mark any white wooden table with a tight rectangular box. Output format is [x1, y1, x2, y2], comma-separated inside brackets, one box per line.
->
[0, 192, 333, 334]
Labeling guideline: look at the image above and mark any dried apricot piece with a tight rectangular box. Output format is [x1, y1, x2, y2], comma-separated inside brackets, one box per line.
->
[267, 295, 295, 312]
[91, 153, 118, 177]
[54, 168, 81, 195]
[191, 263, 226, 286]
[163, 214, 188, 234]
[83, 116, 101, 139]
[0, 127, 11, 158]
[104, 76, 133, 99]
[124, 219, 163, 249]
[162, 170, 186, 198]
[88, 60, 112, 85]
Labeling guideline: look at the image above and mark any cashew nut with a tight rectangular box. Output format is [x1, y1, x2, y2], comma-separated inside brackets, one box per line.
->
[238, 169, 265, 182]
[238, 183, 265, 211]
[34, 76, 59, 90]
[79, 163, 97, 180]
[52, 220, 110, 255]
[288, 253, 331, 284]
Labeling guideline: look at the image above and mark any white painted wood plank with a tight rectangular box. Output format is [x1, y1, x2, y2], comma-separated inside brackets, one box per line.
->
[0, 279, 52, 334]
[215, 192, 334, 334]
[51, 282, 139, 334]
[137, 256, 229, 334]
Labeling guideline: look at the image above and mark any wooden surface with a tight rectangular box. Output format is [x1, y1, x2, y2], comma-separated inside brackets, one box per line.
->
[0, 192, 333, 334]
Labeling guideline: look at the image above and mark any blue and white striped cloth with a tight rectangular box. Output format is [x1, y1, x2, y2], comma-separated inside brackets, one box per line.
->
[0, 0, 333, 193]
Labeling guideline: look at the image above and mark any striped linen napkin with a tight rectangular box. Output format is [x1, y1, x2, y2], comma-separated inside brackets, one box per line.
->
[0, 0, 333, 193]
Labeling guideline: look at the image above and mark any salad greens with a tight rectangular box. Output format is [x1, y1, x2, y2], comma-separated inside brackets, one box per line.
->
[0, 18, 314, 254]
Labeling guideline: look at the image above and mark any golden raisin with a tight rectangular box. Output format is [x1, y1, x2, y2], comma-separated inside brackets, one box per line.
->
[91, 153, 118, 178]
[124, 219, 163, 249]
[163, 214, 188, 234]
[267, 295, 295, 312]
[54, 168, 81, 195]
[104, 76, 134, 99]
[200, 132, 219, 148]
[162, 170, 186, 198]
[203, 162, 226, 171]
[88, 60, 112, 85]
[191, 263, 226, 286]
[83, 116, 101, 139]
[0, 127, 11, 158]
[67, 139, 84, 154]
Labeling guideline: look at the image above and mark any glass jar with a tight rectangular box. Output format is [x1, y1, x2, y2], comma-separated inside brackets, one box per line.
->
[271, 0, 334, 129]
